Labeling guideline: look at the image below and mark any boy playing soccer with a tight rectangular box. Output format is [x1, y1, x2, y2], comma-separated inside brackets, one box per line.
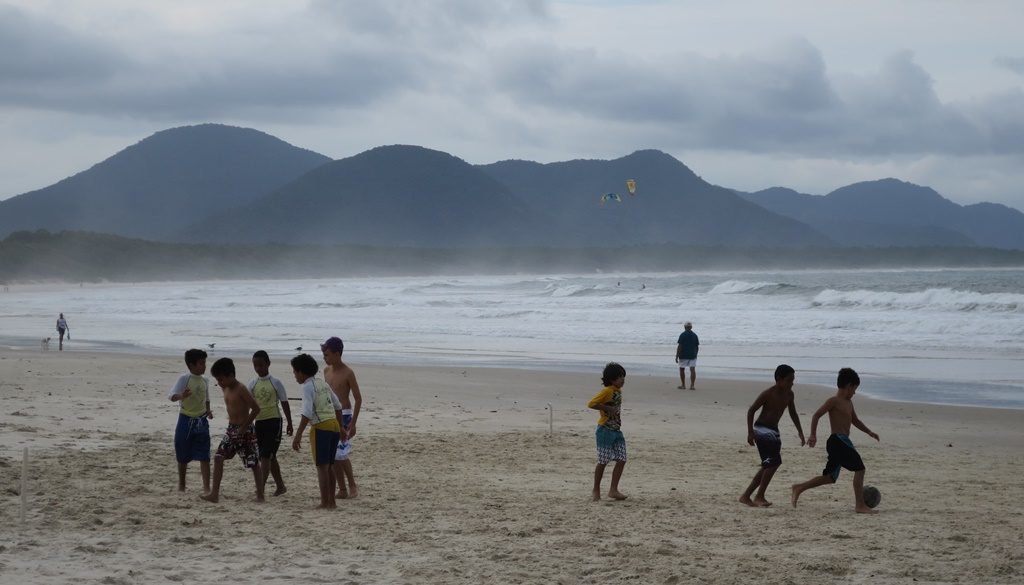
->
[168, 348, 212, 493]
[291, 353, 344, 509]
[739, 364, 805, 507]
[202, 357, 264, 503]
[321, 336, 362, 499]
[248, 350, 294, 496]
[791, 367, 880, 514]
[588, 362, 628, 501]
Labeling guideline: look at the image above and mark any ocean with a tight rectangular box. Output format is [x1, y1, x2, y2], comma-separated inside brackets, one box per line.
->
[2, 268, 1022, 409]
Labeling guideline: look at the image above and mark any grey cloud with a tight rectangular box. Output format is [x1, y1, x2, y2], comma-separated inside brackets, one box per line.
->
[994, 56, 1024, 75]
[0, 5, 126, 83]
[0, 1, 543, 119]
[492, 40, 1023, 157]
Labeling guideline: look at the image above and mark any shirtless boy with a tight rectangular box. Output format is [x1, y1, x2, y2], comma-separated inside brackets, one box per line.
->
[791, 367, 880, 514]
[202, 358, 264, 503]
[739, 364, 805, 507]
[321, 336, 362, 499]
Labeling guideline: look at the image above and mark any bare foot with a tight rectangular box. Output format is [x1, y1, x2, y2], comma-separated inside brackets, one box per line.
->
[347, 486, 358, 499]
[336, 489, 348, 500]
[690, 387, 696, 391]
[753, 497, 772, 508]
[592, 490, 601, 501]
[200, 493, 219, 503]
[739, 495, 758, 507]
[791, 484, 801, 508]
[316, 503, 337, 509]
[273, 485, 287, 497]
[677, 385, 685, 390]
[256, 495, 265, 503]
[855, 506, 878, 514]
[178, 485, 186, 492]
[608, 490, 628, 501]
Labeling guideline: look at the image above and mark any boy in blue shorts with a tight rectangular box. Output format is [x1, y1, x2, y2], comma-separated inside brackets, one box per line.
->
[290, 353, 344, 509]
[248, 350, 294, 496]
[168, 348, 212, 493]
[791, 367, 880, 514]
[588, 362, 628, 501]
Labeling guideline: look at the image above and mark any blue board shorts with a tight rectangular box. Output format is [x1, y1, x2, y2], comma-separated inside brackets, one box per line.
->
[174, 413, 211, 464]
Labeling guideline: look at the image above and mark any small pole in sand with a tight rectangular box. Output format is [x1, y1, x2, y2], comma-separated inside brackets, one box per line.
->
[547, 403, 553, 435]
[20, 446, 28, 525]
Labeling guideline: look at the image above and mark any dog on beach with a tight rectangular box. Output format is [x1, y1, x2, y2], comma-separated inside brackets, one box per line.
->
[41, 337, 51, 351]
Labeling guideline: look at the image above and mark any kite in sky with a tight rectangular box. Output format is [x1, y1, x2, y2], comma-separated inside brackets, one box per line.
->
[599, 192, 622, 205]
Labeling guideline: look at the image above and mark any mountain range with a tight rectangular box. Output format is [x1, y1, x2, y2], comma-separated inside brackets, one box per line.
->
[1, 123, 1021, 250]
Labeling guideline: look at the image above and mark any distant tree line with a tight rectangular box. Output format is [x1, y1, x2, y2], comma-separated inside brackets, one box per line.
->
[2, 230, 1023, 284]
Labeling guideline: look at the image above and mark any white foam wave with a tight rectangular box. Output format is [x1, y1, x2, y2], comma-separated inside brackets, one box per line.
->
[811, 288, 1024, 313]
[709, 280, 781, 295]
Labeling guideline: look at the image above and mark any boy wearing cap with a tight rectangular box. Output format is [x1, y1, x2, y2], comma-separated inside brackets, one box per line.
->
[322, 336, 363, 499]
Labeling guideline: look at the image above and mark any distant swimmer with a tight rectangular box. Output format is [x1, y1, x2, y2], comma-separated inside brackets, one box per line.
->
[56, 313, 70, 351]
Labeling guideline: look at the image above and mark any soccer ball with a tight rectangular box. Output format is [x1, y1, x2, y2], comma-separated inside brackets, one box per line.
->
[863, 485, 881, 508]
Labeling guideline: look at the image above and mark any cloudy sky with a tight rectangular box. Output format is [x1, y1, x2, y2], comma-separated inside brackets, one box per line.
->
[2, 0, 1023, 209]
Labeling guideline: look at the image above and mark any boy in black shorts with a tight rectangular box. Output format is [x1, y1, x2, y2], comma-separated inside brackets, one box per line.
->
[791, 367, 880, 513]
[247, 350, 294, 496]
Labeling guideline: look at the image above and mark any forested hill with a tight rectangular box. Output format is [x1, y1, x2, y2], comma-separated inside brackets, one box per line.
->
[0, 124, 330, 240]
[3, 230, 1023, 284]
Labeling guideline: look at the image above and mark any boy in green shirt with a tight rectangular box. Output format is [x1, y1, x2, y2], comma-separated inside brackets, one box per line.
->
[247, 350, 294, 496]
[168, 349, 212, 493]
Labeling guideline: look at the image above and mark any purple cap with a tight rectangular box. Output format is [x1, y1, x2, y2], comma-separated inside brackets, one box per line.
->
[321, 336, 344, 354]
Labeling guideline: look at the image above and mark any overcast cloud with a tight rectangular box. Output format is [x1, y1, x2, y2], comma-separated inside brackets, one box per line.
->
[1, 0, 1022, 209]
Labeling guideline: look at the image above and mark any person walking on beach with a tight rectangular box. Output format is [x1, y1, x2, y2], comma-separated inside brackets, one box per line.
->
[248, 350, 294, 496]
[739, 364, 805, 507]
[56, 313, 70, 351]
[791, 367, 880, 514]
[202, 358, 264, 503]
[676, 322, 699, 390]
[291, 353, 344, 509]
[588, 362, 629, 501]
[168, 349, 212, 493]
[321, 336, 362, 499]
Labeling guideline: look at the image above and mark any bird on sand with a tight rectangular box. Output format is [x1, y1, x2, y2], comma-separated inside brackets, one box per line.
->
[294, 346, 302, 351]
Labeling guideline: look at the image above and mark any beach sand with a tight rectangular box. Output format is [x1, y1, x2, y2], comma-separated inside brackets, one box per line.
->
[1, 350, 1021, 584]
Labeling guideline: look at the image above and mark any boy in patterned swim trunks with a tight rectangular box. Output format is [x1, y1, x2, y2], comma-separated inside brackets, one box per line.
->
[791, 367, 881, 514]
[588, 362, 628, 502]
[168, 348, 212, 493]
[201, 358, 264, 503]
[739, 364, 805, 508]
[321, 336, 362, 500]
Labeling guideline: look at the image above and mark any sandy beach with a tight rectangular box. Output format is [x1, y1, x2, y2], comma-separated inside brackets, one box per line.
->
[1, 349, 1021, 584]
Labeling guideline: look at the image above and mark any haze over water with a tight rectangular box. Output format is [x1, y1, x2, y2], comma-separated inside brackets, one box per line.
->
[3, 268, 1022, 409]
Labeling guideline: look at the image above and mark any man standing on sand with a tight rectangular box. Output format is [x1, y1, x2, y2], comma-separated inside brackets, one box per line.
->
[675, 322, 699, 390]
[321, 336, 362, 500]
